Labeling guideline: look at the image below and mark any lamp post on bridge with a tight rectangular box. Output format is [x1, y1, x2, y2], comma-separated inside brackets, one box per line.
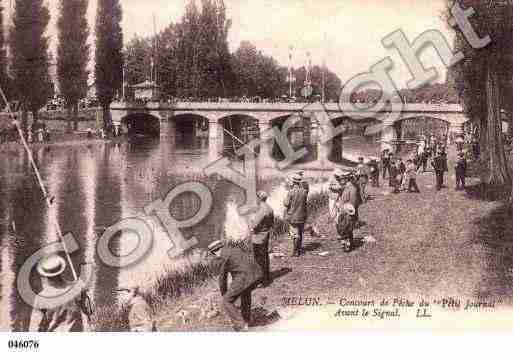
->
[287, 46, 296, 99]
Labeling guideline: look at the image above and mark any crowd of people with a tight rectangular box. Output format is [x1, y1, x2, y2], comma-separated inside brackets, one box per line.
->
[28, 132, 472, 333]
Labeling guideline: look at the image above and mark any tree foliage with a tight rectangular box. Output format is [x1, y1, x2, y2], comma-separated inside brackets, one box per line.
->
[0, 6, 10, 100]
[123, 0, 342, 102]
[448, 0, 513, 189]
[9, 0, 53, 121]
[95, 0, 123, 127]
[57, 0, 90, 130]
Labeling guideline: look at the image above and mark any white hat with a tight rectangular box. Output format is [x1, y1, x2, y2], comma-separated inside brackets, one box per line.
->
[291, 173, 302, 183]
[333, 168, 345, 178]
[343, 203, 356, 216]
[37, 254, 66, 278]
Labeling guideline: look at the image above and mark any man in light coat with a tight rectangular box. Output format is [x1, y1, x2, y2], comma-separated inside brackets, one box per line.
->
[29, 254, 90, 332]
[283, 173, 309, 257]
[250, 191, 274, 287]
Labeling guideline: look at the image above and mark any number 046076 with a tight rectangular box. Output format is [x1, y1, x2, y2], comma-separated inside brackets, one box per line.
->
[7, 339, 39, 350]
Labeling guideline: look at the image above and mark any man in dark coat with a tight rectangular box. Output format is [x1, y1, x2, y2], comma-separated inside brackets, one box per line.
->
[341, 174, 362, 224]
[283, 173, 309, 257]
[369, 158, 380, 187]
[381, 149, 391, 179]
[208, 240, 263, 331]
[432, 149, 448, 191]
[250, 191, 274, 286]
[454, 152, 467, 190]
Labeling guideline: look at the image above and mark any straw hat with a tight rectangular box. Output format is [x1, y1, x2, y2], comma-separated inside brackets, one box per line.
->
[291, 173, 303, 183]
[343, 203, 356, 216]
[333, 168, 345, 178]
[37, 254, 66, 278]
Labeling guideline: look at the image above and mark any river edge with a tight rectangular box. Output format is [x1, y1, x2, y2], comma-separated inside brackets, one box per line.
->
[91, 147, 513, 332]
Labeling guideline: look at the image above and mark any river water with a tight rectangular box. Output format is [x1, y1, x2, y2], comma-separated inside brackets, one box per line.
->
[0, 130, 364, 331]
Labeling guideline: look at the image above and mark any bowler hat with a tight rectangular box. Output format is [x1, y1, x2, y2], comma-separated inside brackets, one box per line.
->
[37, 254, 66, 278]
[256, 190, 268, 201]
[208, 240, 225, 253]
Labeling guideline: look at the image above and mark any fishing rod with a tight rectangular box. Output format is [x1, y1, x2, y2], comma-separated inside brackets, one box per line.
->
[0, 86, 79, 282]
[222, 126, 260, 157]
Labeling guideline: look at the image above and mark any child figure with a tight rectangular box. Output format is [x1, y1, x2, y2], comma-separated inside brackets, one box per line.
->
[337, 203, 356, 253]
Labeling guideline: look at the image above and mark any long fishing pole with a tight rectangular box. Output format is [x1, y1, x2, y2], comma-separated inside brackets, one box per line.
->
[222, 126, 259, 157]
[0, 86, 79, 282]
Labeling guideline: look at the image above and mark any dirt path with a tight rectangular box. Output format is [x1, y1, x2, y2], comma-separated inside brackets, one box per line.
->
[157, 146, 513, 331]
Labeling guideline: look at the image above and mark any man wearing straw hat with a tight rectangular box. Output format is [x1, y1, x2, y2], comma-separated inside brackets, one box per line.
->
[283, 172, 309, 257]
[207, 240, 262, 331]
[250, 190, 274, 287]
[29, 254, 90, 332]
[328, 168, 345, 220]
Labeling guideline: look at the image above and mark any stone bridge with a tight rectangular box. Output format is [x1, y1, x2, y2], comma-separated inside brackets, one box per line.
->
[110, 100, 468, 162]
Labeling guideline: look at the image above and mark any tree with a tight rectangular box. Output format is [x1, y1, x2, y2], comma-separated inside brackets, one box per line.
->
[448, 0, 513, 196]
[125, 36, 152, 88]
[9, 0, 53, 128]
[0, 6, 10, 100]
[95, 0, 123, 131]
[57, 0, 90, 132]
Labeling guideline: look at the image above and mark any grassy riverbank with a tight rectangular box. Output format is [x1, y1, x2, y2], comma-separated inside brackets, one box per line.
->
[91, 187, 330, 331]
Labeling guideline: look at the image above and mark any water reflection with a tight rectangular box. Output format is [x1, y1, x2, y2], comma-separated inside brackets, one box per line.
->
[0, 130, 339, 331]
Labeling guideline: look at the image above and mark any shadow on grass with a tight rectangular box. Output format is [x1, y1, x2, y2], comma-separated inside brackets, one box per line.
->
[473, 203, 513, 299]
[270, 267, 292, 283]
[464, 183, 511, 202]
[302, 242, 322, 253]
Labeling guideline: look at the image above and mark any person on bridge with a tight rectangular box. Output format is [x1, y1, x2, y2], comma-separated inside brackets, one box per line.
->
[283, 173, 309, 257]
[250, 191, 274, 287]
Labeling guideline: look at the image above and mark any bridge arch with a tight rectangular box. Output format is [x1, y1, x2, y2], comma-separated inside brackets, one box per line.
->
[397, 116, 450, 140]
[218, 114, 260, 157]
[270, 114, 315, 162]
[122, 112, 160, 138]
[328, 116, 381, 163]
[168, 113, 210, 150]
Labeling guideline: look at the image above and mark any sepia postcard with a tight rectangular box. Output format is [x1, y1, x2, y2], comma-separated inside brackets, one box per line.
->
[1, 0, 513, 355]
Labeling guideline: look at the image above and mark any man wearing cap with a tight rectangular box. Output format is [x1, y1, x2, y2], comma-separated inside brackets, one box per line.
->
[283, 172, 309, 257]
[431, 148, 448, 191]
[381, 149, 391, 180]
[207, 240, 262, 331]
[29, 254, 90, 332]
[336, 203, 356, 252]
[250, 191, 274, 287]
[368, 158, 380, 188]
[454, 152, 467, 190]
